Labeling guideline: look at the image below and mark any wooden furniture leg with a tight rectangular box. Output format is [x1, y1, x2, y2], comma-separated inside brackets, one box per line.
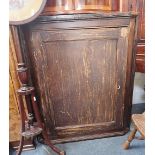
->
[16, 96, 26, 155]
[43, 132, 65, 155]
[16, 63, 65, 155]
[122, 128, 137, 149]
[16, 136, 24, 155]
[122, 113, 145, 150]
[31, 93, 65, 155]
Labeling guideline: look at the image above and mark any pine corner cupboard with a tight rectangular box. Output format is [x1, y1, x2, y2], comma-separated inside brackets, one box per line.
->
[18, 12, 137, 143]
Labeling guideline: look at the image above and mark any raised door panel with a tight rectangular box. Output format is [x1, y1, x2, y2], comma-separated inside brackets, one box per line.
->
[24, 22, 129, 141]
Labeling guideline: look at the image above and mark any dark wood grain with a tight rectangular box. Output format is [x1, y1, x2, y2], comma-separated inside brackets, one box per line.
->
[20, 13, 137, 142]
[120, 0, 130, 12]
[42, 0, 119, 15]
[9, 27, 35, 150]
[135, 43, 145, 72]
[134, 0, 145, 73]
[121, 0, 145, 73]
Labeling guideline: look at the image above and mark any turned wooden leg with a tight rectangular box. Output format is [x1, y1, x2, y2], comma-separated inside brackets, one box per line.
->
[43, 132, 65, 155]
[122, 128, 137, 150]
[31, 93, 65, 155]
[16, 96, 26, 155]
[42, 131, 65, 155]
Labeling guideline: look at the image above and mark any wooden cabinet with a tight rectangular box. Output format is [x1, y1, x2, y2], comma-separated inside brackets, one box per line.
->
[42, 0, 119, 14]
[120, 0, 145, 73]
[20, 13, 137, 143]
[133, 0, 145, 73]
[9, 0, 142, 147]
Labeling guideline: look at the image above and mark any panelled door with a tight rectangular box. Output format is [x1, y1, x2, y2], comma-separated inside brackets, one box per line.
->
[24, 18, 130, 141]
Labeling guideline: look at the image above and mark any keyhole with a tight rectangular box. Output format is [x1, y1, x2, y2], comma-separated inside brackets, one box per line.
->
[117, 85, 121, 90]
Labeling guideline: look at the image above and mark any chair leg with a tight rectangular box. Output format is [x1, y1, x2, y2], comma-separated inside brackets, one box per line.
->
[122, 128, 137, 150]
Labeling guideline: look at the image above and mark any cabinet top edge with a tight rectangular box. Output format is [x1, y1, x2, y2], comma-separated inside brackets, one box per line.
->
[31, 11, 138, 23]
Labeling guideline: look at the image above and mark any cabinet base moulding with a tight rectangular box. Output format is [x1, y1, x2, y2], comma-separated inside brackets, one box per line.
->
[50, 128, 129, 144]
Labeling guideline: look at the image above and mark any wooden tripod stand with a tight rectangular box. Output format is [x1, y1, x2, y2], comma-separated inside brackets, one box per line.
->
[16, 63, 65, 155]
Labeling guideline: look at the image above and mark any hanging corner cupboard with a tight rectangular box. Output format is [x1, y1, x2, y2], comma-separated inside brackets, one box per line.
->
[16, 12, 138, 143]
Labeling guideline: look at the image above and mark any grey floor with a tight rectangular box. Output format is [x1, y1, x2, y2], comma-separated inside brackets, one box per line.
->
[10, 73, 145, 155]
